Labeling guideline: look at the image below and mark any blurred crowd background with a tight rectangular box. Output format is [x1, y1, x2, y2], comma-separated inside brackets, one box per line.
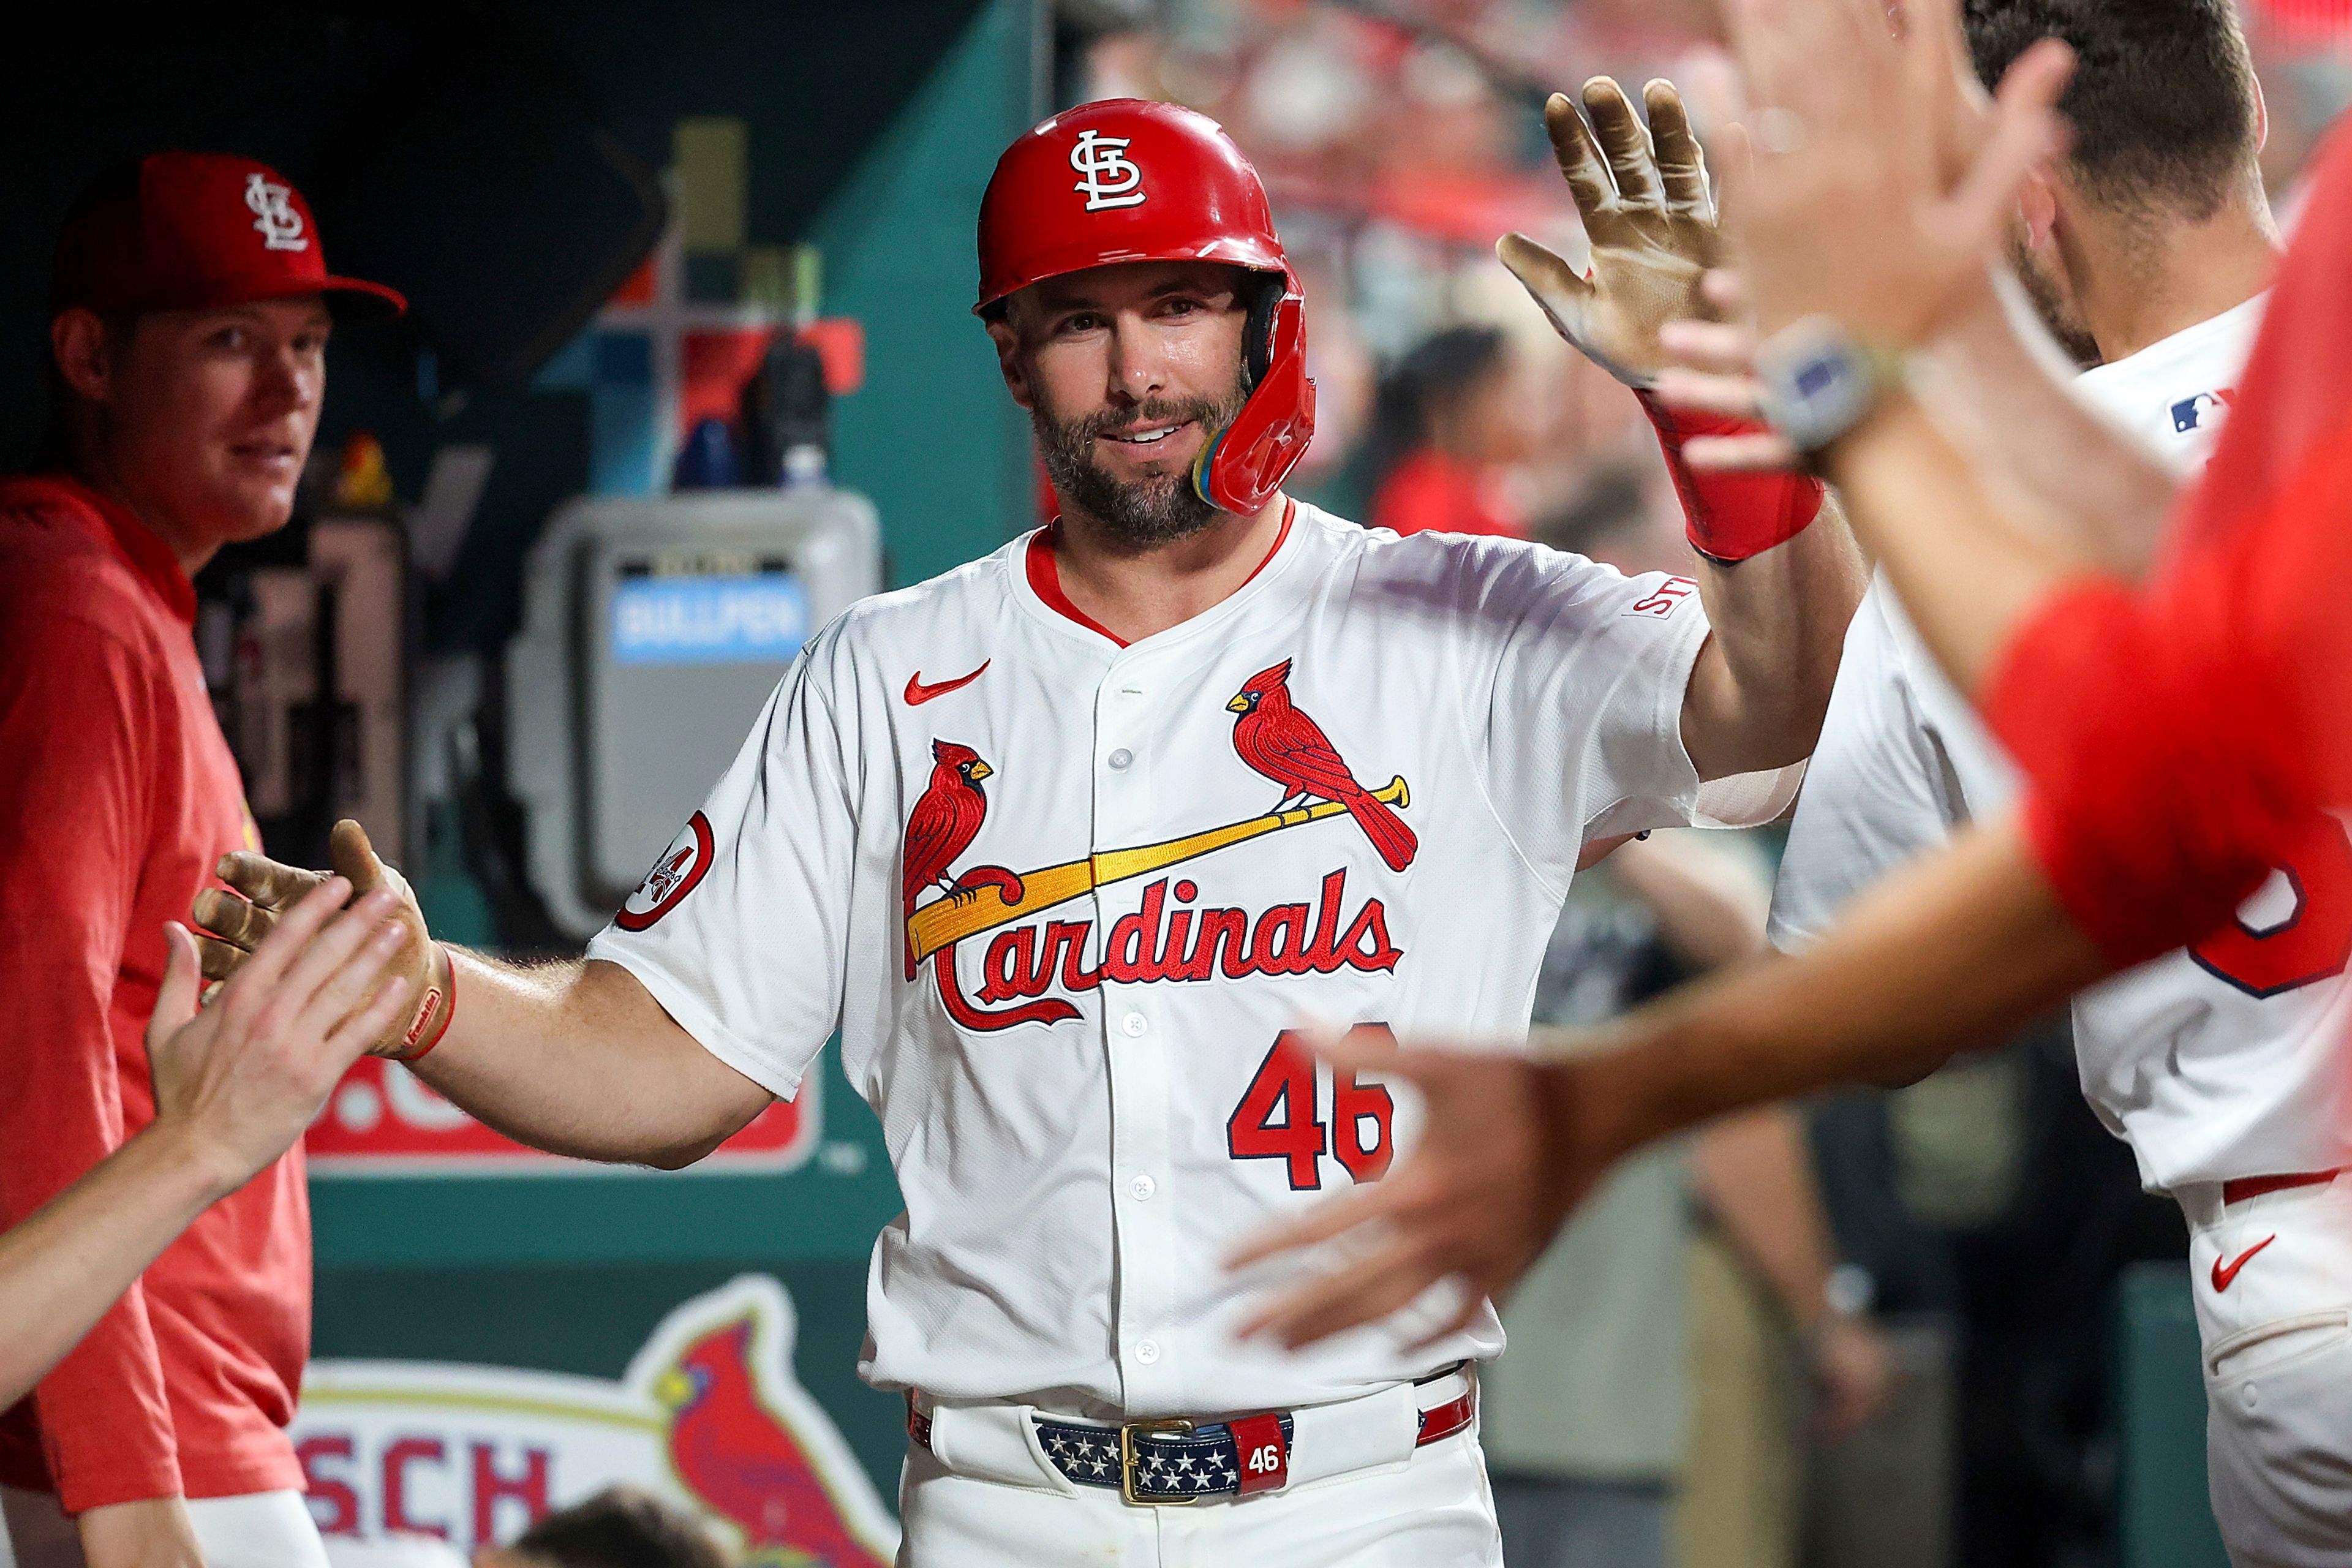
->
[1032, 3, 2352, 1567]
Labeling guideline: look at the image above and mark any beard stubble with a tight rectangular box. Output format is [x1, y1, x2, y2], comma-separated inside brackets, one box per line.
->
[1032, 378, 1251, 547]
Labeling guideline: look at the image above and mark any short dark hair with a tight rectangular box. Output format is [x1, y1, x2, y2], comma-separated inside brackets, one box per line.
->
[1965, 0, 2260, 219]
[509, 1487, 729, 1568]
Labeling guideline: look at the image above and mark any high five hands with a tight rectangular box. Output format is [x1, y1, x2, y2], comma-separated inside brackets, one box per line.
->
[1501, 77, 1727, 388]
[191, 819, 452, 1060]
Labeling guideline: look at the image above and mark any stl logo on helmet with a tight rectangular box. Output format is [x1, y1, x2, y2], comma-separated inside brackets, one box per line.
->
[1069, 129, 1146, 211]
[243, 172, 310, 252]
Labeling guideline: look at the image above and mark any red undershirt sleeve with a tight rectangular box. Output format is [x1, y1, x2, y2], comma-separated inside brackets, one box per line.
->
[0, 603, 183, 1507]
[1982, 427, 2352, 971]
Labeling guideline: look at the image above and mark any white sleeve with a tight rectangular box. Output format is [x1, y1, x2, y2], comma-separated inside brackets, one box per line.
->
[584, 648, 856, 1099]
[1450, 540, 1716, 892]
[1766, 582, 1968, 952]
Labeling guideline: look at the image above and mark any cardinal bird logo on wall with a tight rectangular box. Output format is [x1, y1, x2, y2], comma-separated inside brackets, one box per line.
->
[657, 1320, 894, 1567]
[287, 1275, 901, 1559]
[1226, 658, 1417, 871]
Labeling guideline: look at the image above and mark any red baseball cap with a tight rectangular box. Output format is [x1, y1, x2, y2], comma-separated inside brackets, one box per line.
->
[50, 151, 405, 321]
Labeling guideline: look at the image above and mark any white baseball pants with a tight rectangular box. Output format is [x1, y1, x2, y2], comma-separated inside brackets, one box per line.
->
[2181, 1172, 2352, 1568]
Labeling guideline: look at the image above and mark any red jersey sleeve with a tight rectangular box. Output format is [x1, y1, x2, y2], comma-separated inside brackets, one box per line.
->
[0, 600, 183, 1504]
[1984, 417, 2352, 973]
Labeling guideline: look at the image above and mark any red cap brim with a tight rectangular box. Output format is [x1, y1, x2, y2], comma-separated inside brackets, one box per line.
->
[320, 274, 407, 322]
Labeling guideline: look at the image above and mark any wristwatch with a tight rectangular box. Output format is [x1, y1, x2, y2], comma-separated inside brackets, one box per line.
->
[1755, 315, 1910, 464]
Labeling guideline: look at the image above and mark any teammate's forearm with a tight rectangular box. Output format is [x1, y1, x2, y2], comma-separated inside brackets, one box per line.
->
[1691, 1106, 1838, 1330]
[1826, 394, 2082, 698]
[1605, 835, 1770, 971]
[1921, 279, 2180, 576]
[0, 1126, 221, 1410]
[412, 952, 769, 1168]
[1682, 495, 1868, 777]
[1566, 817, 2109, 1162]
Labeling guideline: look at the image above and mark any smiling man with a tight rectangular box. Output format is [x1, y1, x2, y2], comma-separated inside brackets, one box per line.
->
[0, 153, 401, 1568]
[191, 96, 1860, 1564]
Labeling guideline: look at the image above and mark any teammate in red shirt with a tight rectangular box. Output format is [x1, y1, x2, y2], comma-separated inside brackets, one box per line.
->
[0, 153, 400, 1568]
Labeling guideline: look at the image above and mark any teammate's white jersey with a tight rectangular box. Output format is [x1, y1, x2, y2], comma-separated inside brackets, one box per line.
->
[590, 502, 1786, 1418]
[1772, 293, 2352, 1193]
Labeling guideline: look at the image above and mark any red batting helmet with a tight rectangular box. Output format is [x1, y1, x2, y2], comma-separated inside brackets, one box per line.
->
[975, 99, 1315, 517]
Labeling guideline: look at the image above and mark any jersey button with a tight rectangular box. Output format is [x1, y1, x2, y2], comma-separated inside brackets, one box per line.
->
[1134, 1339, 1162, 1365]
[1107, 748, 1133, 770]
[1129, 1174, 1156, 1201]
[1120, 1012, 1148, 1038]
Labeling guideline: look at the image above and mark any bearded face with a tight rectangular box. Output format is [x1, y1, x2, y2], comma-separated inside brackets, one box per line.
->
[992, 260, 1263, 545]
[1030, 377, 1250, 546]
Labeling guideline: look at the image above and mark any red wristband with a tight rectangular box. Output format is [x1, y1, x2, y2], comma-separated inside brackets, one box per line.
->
[1637, 390, 1825, 565]
[393, 944, 455, 1061]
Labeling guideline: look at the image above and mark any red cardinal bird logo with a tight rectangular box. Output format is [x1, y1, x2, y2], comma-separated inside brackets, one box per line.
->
[1227, 658, 1417, 872]
[657, 1319, 894, 1568]
[903, 740, 1024, 978]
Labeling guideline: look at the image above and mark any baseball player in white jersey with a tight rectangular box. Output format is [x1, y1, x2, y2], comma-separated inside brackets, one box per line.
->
[190, 91, 1862, 1564]
[1762, 5, 2352, 1561]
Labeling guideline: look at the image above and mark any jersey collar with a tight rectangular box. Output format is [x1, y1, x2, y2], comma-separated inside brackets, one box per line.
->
[1022, 497, 1297, 650]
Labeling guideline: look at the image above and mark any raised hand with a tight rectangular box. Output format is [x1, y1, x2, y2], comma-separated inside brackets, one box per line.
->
[1500, 77, 1726, 388]
[1228, 1025, 1613, 1350]
[191, 819, 453, 1059]
[148, 879, 412, 1195]
[1719, 0, 2071, 345]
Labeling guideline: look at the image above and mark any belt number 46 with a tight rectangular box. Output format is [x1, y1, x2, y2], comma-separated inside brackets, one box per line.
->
[1226, 1025, 1395, 1190]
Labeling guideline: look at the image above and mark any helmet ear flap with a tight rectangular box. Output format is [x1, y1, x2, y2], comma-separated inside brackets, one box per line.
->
[1193, 283, 1316, 515]
[1242, 271, 1284, 393]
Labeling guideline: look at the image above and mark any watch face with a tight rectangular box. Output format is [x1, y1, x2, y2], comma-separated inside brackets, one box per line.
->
[1795, 357, 1845, 399]
[1761, 325, 1877, 454]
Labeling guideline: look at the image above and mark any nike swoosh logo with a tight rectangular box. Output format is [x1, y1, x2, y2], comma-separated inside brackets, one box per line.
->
[905, 660, 990, 707]
[2212, 1235, 2277, 1293]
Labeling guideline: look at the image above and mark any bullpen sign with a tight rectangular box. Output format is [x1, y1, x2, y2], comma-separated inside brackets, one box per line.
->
[305, 1058, 815, 1174]
[293, 1275, 897, 1565]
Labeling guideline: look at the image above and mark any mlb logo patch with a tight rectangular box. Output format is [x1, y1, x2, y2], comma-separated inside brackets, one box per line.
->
[2172, 388, 2236, 434]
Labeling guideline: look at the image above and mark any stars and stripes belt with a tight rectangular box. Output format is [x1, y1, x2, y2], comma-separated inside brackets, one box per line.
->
[911, 1364, 1477, 1506]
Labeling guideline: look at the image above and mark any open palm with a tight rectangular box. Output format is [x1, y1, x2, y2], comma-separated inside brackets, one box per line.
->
[1501, 77, 1725, 388]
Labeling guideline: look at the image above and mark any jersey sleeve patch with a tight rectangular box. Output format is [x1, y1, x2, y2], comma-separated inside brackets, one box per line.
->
[614, 810, 715, 931]
[1622, 576, 1698, 619]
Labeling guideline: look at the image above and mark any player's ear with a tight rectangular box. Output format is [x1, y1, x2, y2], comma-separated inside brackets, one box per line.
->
[50, 307, 116, 404]
[985, 312, 1036, 412]
[2017, 165, 2061, 250]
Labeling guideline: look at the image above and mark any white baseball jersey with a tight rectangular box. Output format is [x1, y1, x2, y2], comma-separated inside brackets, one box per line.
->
[589, 501, 1789, 1418]
[1772, 293, 2352, 1194]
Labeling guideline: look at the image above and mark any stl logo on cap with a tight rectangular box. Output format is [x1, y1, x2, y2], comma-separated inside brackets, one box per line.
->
[243, 172, 309, 253]
[1070, 129, 1145, 212]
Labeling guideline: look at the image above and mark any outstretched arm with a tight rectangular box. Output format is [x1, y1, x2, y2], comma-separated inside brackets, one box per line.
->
[0, 881, 407, 1409]
[1232, 815, 2108, 1347]
[1501, 75, 1863, 780]
[192, 823, 773, 1169]
[1656, 268, 2185, 582]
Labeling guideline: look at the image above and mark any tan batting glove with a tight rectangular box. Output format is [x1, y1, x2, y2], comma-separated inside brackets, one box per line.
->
[1499, 77, 1726, 389]
[192, 819, 454, 1060]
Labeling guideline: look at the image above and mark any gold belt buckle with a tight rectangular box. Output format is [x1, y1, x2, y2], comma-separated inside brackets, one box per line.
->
[1119, 1417, 1197, 1505]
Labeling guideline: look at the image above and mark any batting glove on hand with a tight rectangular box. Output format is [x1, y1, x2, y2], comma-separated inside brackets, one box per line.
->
[192, 819, 454, 1060]
[1501, 77, 1725, 390]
